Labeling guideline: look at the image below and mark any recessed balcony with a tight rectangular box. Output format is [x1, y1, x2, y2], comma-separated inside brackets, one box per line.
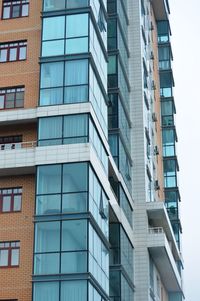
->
[146, 201, 181, 261]
[148, 227, 183, 293]
[0, 141, 91, 176]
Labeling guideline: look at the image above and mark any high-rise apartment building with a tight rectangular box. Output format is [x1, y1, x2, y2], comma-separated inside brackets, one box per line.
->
[0, 1, 183, 301]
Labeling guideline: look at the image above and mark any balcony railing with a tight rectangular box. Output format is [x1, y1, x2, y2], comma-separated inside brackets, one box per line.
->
[149, 227, 164, 234]
[0, 141, 36, 151]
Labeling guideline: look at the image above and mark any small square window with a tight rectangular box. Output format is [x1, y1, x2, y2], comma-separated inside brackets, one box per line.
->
[0, 241, 20, 268]
[0, 187, 22, 213]
[0, 41, 27, 63]
[0, 86, 25, 110]
[2, 0, 29, 19]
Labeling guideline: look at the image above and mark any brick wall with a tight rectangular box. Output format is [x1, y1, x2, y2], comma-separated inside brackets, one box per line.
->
[0, 174, 35, 300]
[0, 123, 37, 143]
[0, 0, 41, 299]
[0, 0, 42, 109]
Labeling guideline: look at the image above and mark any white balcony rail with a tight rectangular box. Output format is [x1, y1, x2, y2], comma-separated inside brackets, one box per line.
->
[149, 227, 164, 234]
[0, 141, 36, 150]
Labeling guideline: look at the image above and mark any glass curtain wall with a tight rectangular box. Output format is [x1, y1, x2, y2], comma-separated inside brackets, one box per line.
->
[109, 223, 134, 300]
[157, 20, 181, 249]
[33, 163, 109, 300]
[34, 1, 109, 300]
[107, 0, 132, 195]
[107, 1, 134, 300]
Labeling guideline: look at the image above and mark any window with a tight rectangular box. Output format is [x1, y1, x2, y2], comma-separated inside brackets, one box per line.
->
[0, 299, 18, 301]
[34, 220, 87, 275]
[42, 14, 88, 57]
[0, 41, 27, 62]
[0, 86, 24, 109]
[40, 59, 88, 106]
[38, 114, 108, 172]
[0, 241, 20, 267]
[0, 135, 22, 150]
[0, 187, 22, 213]
[2, 0, 29, 19]
[36, 163, 109, 237]
[43, 0, 88, 11]
[33, 280, 88, 301]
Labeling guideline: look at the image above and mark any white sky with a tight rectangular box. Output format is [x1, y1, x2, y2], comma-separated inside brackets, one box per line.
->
[169, 0, 200, 300]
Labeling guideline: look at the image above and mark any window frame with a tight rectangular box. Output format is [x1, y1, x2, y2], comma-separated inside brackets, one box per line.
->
[0, 187, 22, 213]
[0, 41, 27, 63]
[2, 0, 29, 20]
[0, 241, 20, 268]
[0, 86, 25, 110]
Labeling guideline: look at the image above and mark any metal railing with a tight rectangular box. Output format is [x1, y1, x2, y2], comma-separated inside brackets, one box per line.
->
[0, 141, 36, 151]
[149, 227, 164, 234]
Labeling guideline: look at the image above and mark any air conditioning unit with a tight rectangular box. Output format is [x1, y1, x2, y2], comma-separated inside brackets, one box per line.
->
[154, 145, 159, 155]
[150, 51, 154, 60]
[154, 180, 160, 191]
[151, 80, 156, 90]
[152, 112, 157, 122]
[150, 21, 154, 31]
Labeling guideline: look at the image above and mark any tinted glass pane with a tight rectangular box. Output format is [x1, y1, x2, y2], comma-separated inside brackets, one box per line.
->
[62, 220, 87, 251]
[62, 163, 87, 193]
[41, 62, 64, 88]
[39, 117, 62, 140]
[62, 192, 87, 213]
[108, 56, 117, 74]
[61, 280, 87, 301]
[43, 17, 65, 40]
[42, 40, 65, 56]
[34, 253, 59, 274]
[64, 86, 88, 103]
[12, 5, 20, 18]
[37, 165, 62, 194]
[66, 37, 88, 54]
[67, 0, 88, 8]
[33, 282, 59, 301]
[40, 87, 63, 106]
[43, 0, 65, 11]
[61, 251, 87, 273]
[36, 195, 61, 215]
[35, 222, 60, 252]
[63, 114, 88, 139]
[66, 14, 88, 38]
[65, 60, 88, 85]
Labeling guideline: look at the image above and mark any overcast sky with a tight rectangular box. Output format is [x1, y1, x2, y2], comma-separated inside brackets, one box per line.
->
[169, 0, 199, 300]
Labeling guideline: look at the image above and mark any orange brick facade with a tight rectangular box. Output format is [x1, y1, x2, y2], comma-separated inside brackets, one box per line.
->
[0, 175, 35, 300]
[0, 0, 41, 109]
[0, 1, 41, 300]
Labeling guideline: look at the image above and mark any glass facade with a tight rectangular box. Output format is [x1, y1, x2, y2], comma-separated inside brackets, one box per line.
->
[38, 114, 108, 173]
[34, 1, 110, 300]
[109, 223, 134, 300]
[34, 163, 109, 299]
[157, 19, 182, 251]
[107, 2, 135, 299]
